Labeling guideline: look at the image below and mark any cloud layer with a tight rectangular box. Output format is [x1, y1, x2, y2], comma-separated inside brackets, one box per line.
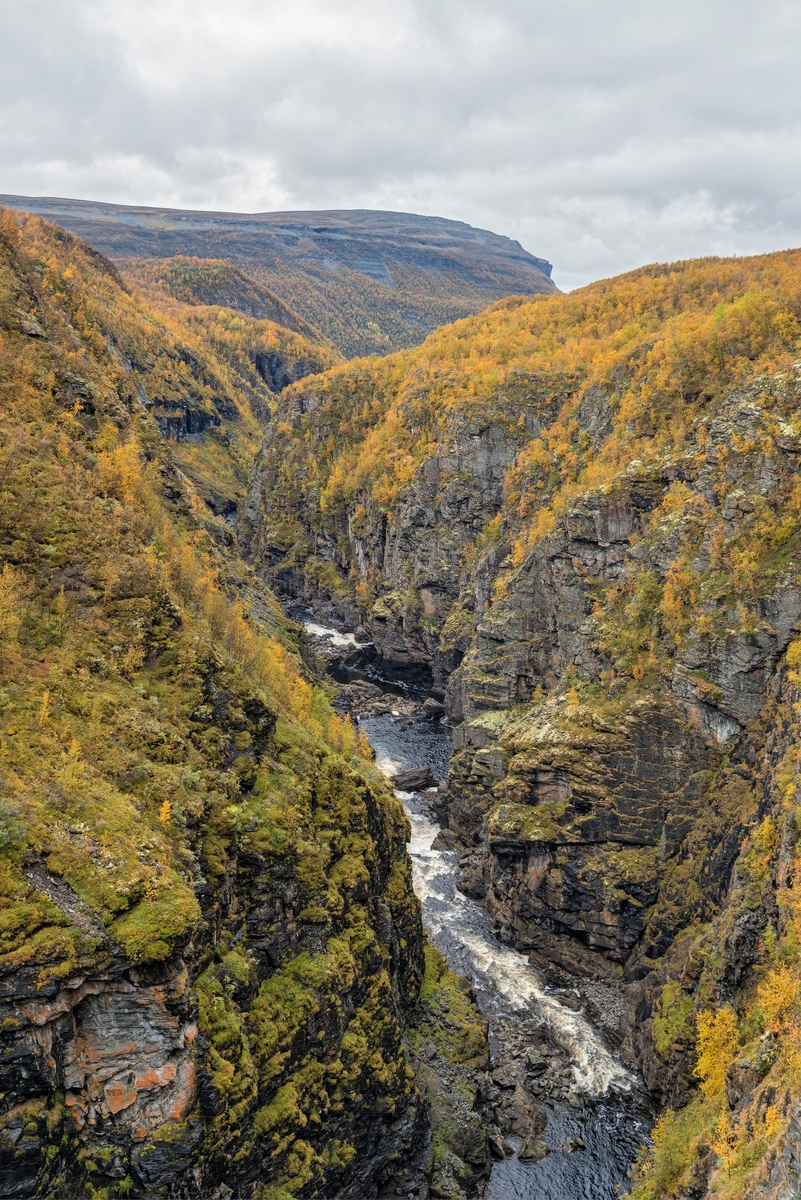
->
[2, 0, 800, 288]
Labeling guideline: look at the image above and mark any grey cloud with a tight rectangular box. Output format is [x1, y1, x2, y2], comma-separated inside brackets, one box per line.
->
[1, 0, 800, 288]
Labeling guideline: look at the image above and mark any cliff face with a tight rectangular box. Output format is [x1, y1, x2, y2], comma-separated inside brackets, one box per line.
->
[244, 365, 575, 687]
[247, 249, 801, 1197]
[0, 208, 484, 1200]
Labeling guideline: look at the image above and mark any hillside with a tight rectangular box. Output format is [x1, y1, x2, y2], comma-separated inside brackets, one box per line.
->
[0, 196, 556, 358]
[246, 247, 801, 1199]
[0, 208, 492, 1200]
[121, 256, 328, 346]
[7, 194, 801, 1199]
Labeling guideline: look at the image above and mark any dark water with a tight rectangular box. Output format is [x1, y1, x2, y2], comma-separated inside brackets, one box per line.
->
[292, 606, 435, 699]
[303, 618, 652, 1198]
[360, 713, 452, 781]
[331, 644, 435, 699]
[362, 710, 650, 1200]
[486, 1105, 649, 1200]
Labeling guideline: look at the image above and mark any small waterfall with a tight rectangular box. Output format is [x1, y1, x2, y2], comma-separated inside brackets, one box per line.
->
[301, 619, 366, 649]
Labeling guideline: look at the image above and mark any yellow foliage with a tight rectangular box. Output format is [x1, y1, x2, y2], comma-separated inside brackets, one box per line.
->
[327, 714, 357, 756]
[0, 564, 22, 653]
[761, 1103, 782, 1142]
[710, 1109, 739, 1176]
[94, 439, 143, 505]
[0, 205, 381, 988]
[267, 249, 801, 554]
[120, 641, 145, 678]
[757, 963, 800, 1032]
[356, 728, 373, 760]
[696, 1007, 739, 1098]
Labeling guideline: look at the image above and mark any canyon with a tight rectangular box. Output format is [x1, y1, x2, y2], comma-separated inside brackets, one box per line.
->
[2, 200, 801, 1200]
[245, 248, 801, 1197]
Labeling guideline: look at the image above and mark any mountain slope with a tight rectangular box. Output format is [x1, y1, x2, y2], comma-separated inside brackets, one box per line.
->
[0, 196, 556, 357]
[245, 247, 801, 1199]
[122, 255, 328, 345]
[0, 207, 495, 1200]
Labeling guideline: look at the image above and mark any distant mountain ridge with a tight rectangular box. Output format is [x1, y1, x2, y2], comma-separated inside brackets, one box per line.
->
[0, 194, 556, 356]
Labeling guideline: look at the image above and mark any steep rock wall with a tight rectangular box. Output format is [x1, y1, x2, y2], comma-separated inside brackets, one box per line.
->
[0, 208, 469, 1200]
[243, 250, 801, 1196]
[244, 370, 577, 688]
[447, 390, 801, 966]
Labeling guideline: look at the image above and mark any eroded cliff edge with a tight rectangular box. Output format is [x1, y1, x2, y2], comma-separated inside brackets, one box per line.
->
[245, 252, 801, 1197]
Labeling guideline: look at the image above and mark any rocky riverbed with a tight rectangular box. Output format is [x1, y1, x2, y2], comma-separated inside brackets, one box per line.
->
[296, 610, 652, 1200]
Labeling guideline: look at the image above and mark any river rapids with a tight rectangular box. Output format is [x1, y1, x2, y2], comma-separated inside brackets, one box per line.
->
[301, 613, 651, 1200]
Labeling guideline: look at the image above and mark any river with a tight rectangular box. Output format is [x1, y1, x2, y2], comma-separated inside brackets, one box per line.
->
[300, 612, 651, 1199]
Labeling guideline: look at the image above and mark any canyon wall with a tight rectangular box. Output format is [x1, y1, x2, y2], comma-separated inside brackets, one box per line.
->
[246, 252, 801, 1197]
[0, 209, 491, 1200]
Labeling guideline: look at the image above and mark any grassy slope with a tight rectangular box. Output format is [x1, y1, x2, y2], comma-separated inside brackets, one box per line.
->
[0, 208, 423, 1199]
[0, 198, 556, 359]
[242, 254, 555, 359]
[121, 256, 334, 348]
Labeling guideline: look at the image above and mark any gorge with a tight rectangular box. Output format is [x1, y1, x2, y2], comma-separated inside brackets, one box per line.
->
[243, 244, 801, 1198]
[301, 610, 650, 1199]
[2, 201, 801, 1200]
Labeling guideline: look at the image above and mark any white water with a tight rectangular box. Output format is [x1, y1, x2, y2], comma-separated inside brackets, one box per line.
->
[301, 617, 646, 1196]
[301, 617, 630, 1093]
[301, 618, 369, 649]
[371, 735, 631, 1097]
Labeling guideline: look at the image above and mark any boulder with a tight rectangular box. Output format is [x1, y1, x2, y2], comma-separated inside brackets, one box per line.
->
[509, 1086, 547, 1136]
[491, 1064, 519, 1089]
[517, 1136, 550, 1164]
[487, 1129, 515, 1160]
[525, 1051, 548, 1075]
[392, 765, 435, 791]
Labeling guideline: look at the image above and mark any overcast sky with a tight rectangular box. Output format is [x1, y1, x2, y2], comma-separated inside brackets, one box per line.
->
[1, 0, 800, 289]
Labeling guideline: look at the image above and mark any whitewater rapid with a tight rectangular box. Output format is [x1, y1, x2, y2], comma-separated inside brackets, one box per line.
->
[370, 738, 631, 1097]
[301, 619, 367, 649]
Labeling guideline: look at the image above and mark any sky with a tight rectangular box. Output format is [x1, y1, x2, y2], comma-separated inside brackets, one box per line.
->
[1, 0, 800, 290]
